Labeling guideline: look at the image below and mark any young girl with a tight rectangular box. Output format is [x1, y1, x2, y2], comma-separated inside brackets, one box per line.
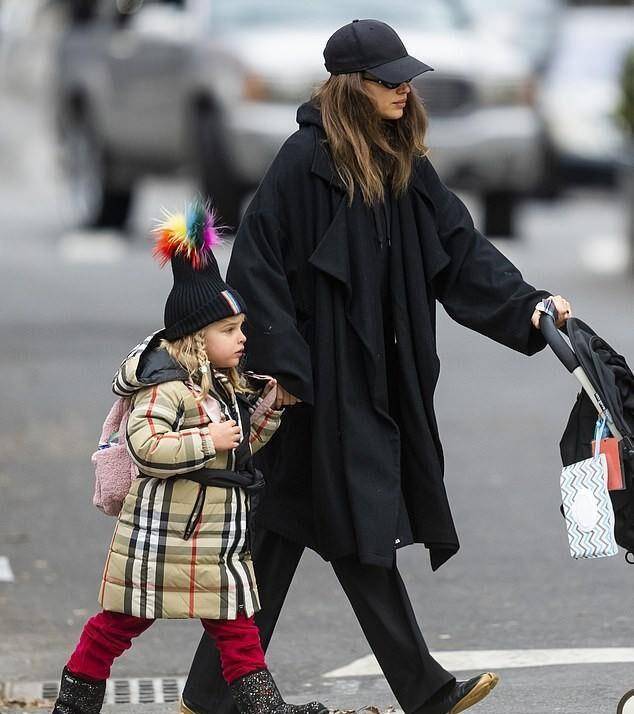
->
[52, 202, 327, 714]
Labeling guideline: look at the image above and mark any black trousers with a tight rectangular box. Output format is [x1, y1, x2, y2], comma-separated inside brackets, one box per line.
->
[182, 529, 454, 714]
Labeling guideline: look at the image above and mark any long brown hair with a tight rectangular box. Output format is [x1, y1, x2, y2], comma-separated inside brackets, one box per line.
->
[311, 73, 429, 205]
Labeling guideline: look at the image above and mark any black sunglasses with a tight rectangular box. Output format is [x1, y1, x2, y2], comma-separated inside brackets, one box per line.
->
[362, 73, 413, 90]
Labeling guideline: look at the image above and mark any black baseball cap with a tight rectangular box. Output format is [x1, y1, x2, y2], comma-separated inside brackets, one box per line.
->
[324, 19, 433, 84]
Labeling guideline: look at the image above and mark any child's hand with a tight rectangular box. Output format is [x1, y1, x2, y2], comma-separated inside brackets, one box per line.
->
[261, 379, 278, 403]
[255, 378, 280, 413]
[207, 420, 241, 451]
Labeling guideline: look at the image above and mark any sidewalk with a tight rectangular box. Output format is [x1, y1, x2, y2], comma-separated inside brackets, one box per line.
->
[1, 662, 630, 714]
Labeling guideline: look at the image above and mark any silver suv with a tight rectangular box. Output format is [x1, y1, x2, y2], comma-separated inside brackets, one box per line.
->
[56, 0, 544, 235]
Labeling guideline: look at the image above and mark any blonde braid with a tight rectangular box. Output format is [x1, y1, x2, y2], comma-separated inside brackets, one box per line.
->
[193, 331, 212, 401]
[160, 328, 211, 402]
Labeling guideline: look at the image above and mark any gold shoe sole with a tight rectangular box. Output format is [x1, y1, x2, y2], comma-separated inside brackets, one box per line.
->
[179, 700, 198, 714]
[450, 672, 500, 714]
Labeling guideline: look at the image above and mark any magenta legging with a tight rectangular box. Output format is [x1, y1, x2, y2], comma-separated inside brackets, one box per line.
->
[67, 610, 266, 683]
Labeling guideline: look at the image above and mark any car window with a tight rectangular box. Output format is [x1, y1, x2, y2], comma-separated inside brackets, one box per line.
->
[209, 0, 469, 32]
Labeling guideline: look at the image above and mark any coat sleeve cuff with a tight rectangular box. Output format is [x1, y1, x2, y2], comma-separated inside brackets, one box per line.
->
[523, 291, 553, 355]
[200, 427, 216, 459]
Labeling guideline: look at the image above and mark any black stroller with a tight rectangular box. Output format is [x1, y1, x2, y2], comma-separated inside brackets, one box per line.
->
[539, 299, 634, 563]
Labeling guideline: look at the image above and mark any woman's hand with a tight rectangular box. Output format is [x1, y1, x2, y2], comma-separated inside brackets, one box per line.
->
[274, 384, 301, 409]
[207, 419, 241, 451]
[531, 295, 573, 330]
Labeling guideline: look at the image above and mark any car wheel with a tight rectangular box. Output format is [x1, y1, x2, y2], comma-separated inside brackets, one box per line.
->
[483, 190, 518, 238]
[60, 111, 133, 229]
[534, 139, 563, 201]
[193, 109, 249, 231]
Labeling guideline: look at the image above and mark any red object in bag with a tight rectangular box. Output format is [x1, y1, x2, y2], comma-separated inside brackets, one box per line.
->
[591, 437, 626, 491]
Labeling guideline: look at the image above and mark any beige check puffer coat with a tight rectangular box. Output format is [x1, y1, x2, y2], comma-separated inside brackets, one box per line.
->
[98, 337, 282, 620]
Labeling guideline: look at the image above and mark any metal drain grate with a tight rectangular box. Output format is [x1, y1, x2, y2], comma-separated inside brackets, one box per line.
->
[42, 681, 59, 701]
[4, 676, 186, 705]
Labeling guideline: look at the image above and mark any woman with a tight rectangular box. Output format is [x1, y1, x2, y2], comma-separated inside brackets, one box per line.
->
[181, 19, 572, 714]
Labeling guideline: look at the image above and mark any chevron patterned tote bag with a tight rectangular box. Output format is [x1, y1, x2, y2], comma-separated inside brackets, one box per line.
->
[560, 418, 618, 559]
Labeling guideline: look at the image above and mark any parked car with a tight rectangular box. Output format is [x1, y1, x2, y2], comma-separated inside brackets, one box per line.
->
[536, 6, 634, 185]
[55, 0, 543, 236]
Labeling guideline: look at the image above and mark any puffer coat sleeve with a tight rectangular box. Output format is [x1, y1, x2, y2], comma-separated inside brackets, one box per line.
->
[249, 406, 283, 455]
[126, 382, 216, 477]
[420, 157, 552, 356]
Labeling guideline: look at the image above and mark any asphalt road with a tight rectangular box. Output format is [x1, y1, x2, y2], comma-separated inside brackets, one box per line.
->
[1, 86, 634, 714]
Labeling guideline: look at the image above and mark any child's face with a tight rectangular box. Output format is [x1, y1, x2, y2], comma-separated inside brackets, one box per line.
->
[204, 314, 247, 368]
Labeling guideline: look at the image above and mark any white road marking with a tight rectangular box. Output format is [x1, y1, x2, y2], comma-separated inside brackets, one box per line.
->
[0, 556, 14, 582]
[323, 648, 634, 677]
[58, 231, 127, 264]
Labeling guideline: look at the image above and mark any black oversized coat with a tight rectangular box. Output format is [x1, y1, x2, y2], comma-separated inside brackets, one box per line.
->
[227, 102, 551, 570]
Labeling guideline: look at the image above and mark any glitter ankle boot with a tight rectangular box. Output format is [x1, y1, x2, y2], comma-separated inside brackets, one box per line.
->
[52, 666, 106, 714]
[229, 669, 327, 714]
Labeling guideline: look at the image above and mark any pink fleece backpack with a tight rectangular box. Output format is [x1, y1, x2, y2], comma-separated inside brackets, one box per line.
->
[91, 398, 138, 516]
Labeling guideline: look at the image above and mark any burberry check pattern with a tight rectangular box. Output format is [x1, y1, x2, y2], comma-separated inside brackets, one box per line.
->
[99, 341, 282, 620]
[100, 477, 260, 619]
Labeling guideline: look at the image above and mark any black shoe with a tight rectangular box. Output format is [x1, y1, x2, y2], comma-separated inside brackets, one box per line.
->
[178, 697, 219, 714]
[52, 666, 106, 714]
[229, 669, 328, 714]
[179, 697, 200, 714]
[420, 672, 499, 714]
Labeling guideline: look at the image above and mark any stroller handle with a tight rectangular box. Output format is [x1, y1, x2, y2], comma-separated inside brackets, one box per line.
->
[538, 298, 579, 373]
[538, 300, 625, 442]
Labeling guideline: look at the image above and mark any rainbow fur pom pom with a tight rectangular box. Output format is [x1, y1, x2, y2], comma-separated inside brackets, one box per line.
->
[152, 199, 221, 270]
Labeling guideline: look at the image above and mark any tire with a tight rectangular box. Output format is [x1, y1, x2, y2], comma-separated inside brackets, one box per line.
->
[60, 109, 133, 229]
[483, 190, 518, 238]
[534, 139, 564, 201]
[192, 109, 249, 231]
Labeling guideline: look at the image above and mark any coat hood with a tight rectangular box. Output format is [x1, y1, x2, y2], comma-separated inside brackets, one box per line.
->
[296, 101, 323, 130]
[112, 333, 188, 397]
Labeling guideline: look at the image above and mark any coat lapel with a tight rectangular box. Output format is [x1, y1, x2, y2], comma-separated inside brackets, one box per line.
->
[410, 161, 452, 283]
[307, 128, 353, 287]
[309, 129, 345, 190]
[307, 196, 350, 288]
[309, 137, 452, 288]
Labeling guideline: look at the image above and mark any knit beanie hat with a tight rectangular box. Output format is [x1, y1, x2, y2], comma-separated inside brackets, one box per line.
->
[152, 200, 247, 341]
